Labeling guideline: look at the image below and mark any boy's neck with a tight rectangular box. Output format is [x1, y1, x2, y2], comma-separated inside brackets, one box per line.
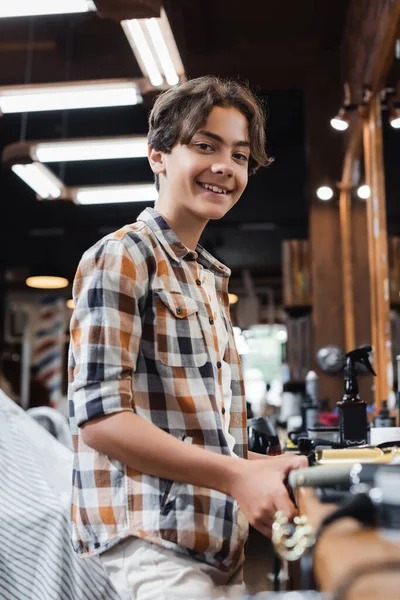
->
[155, 202, 208, 252]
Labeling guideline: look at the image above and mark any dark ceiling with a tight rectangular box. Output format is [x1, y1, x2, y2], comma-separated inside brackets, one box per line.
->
[0, 0, 398, 300]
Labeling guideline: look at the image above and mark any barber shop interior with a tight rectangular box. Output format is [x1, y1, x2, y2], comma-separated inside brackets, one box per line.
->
[1, 1, 400, 599]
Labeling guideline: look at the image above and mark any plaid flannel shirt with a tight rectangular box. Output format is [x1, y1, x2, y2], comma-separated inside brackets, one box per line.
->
[68, 208, 248, 572]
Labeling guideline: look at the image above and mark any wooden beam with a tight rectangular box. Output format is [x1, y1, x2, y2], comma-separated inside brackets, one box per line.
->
[342, 0, 400, 100]
[93, 0, 162, 20]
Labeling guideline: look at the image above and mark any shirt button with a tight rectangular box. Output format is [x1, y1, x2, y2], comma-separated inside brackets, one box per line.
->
[222, 407, 226, 415]
[209, 317, 214, 325]
[196, 278, 202, 286]
[176, 307, 182, 315]
[217, 361, 222, 369]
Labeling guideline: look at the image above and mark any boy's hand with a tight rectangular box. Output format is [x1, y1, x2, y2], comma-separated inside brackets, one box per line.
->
[230, 454, 308, 537]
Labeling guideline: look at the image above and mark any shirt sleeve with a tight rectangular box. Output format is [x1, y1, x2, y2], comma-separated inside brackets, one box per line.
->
[69, 235, 147, 427]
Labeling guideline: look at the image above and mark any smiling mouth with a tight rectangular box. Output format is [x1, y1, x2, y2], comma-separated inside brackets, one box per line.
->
[197, 182, 233, 195]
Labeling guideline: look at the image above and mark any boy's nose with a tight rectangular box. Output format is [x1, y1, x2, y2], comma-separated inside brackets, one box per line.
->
[211, 163, 234, 177]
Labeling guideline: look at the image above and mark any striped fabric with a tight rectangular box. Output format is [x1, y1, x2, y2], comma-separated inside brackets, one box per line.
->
[0, 390, 120, 600]
[68, 208, 248, 572]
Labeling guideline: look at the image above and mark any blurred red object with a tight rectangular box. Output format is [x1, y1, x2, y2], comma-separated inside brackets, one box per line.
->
[319, 412, 339, 426]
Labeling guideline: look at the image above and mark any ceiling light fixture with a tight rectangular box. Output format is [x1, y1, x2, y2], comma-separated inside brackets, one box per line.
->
[0, 0, 94, 18]
[330, 104, 359, 131]
[3, 136, 148, 167]
[11, 163, 64, 199]
[330, 82, 358, 131]
[389, 102, 400, 129]
[316, 185, 334, 201]
[0, 79, 142, 114]
[357, 184, 371, 199]
[72, 183, 158, 205]
[4, 143, 155, 203]
[122, 8, 184, 87]
[145, 17, 179, 85]
[330, 107, 354, 131]
[228, 293, 239, 305]
[33, 136, 148, 162]
[26, 276, 69, 289]
[122, 20, 163, 87]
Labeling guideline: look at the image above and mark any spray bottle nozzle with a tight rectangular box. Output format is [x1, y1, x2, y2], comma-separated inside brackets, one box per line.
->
[345, 345, 376, 376]
[343, 345, 376, 401]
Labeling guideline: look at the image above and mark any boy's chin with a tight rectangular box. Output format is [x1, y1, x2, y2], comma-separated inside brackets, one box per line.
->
[196, 207, 229, 221]
[192, 201, 232, 221]
[207, 211, 228, 220]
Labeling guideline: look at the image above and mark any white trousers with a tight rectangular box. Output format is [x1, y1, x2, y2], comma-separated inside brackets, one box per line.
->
[100, 536, 246, 600]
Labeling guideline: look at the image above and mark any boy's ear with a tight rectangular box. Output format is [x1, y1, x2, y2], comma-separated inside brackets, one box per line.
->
[148, 146, 166, 176]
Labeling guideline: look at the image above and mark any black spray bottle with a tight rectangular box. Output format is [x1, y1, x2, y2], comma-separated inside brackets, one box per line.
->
[337, 345, 376, 447]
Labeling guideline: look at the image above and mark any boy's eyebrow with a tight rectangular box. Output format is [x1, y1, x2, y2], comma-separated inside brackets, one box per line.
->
[197, 130, 250, 149]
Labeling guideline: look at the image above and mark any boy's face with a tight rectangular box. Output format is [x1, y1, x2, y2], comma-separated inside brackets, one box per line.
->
[150, 106, 250, 222]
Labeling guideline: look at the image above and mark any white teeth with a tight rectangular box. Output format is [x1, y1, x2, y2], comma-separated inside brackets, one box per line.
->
[199, 182, 228, 194]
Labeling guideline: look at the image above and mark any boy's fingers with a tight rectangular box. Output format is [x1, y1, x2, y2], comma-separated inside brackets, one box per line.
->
[279, 454, 308, 477]
[273, 490, 297, 521]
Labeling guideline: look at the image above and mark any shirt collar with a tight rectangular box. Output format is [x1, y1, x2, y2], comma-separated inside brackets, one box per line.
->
[137, 208, 230, 277]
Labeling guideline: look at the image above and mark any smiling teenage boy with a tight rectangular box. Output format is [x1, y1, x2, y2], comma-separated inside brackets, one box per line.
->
[68, 76, 306, 599]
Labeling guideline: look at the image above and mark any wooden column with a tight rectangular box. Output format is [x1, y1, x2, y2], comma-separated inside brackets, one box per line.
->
[339, 184, 356, 352]
[351, 199, 373, 403]
[339, 0, 400, 406]
[306, 60, 346, 405]
[339, 122, 373, 403]
[363, 94, 393, 405]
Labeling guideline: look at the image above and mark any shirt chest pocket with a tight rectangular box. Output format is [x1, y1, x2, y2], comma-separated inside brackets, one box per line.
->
[154, 290, 208, 368]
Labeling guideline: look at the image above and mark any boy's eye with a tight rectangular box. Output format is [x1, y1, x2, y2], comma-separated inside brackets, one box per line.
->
[233, 153, 249, 162]
[196, 143, 213, 151]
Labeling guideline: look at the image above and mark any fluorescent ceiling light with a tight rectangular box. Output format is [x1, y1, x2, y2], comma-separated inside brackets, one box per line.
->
[0, 80, 141, 114]
[12, 163, 63, 199]
[122, 8, 184, 87]
[34, 136, 148, 162]
[5, 141, 155, 204]
[0, 0, 94, 18]
[145, 18, 179, 86]
[73, 184, 158, 205]
[122, 20, 163, 87]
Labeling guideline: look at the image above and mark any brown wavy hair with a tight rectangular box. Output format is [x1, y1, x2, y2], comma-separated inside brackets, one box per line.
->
[148, 76, 274, 191]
